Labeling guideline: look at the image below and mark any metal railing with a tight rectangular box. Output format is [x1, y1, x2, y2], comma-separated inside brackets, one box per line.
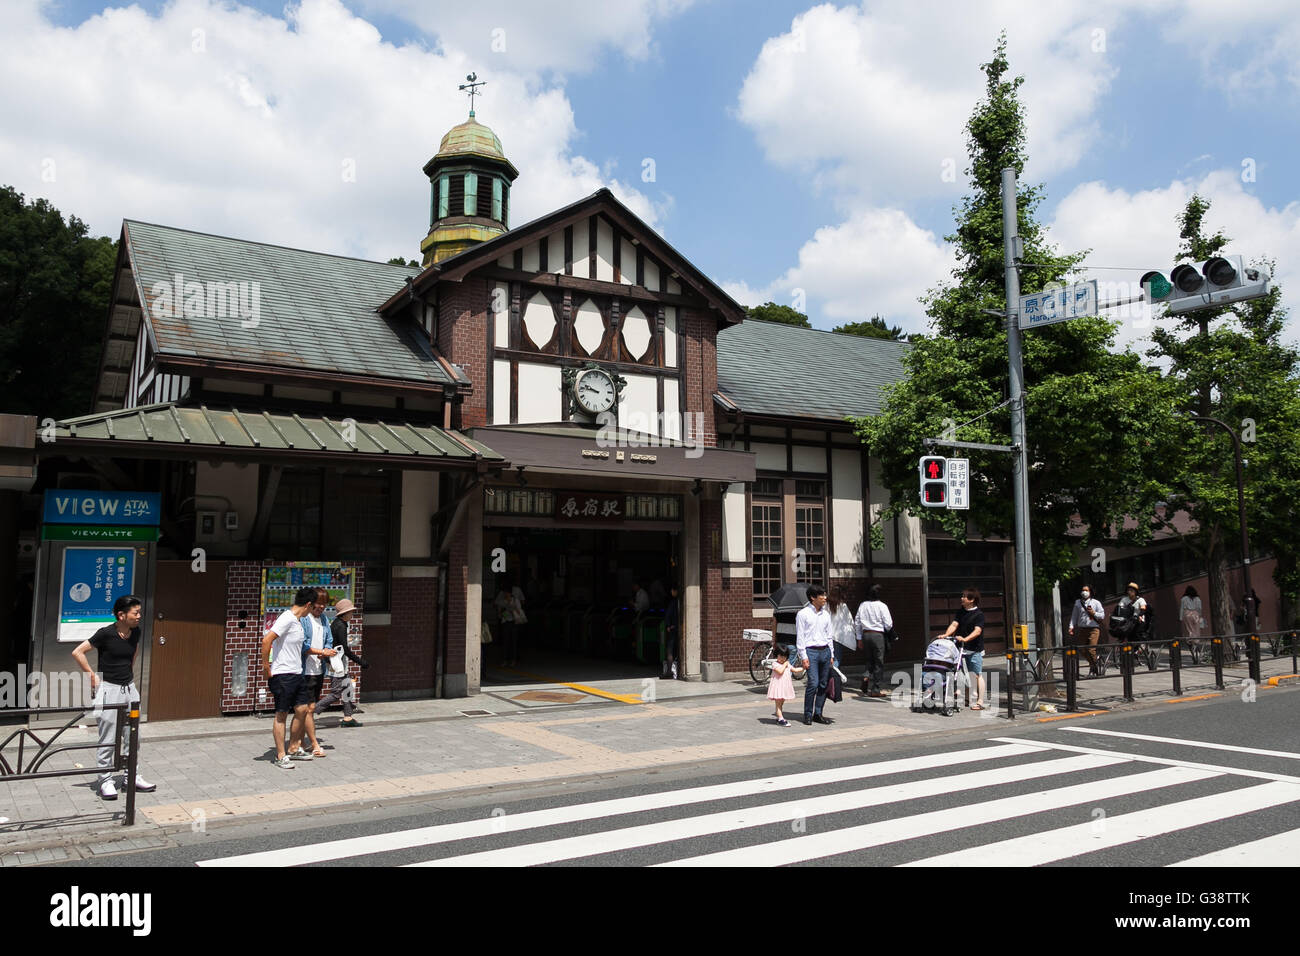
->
[0, 703, 141, 826]
[1002, 629, 1298, 719]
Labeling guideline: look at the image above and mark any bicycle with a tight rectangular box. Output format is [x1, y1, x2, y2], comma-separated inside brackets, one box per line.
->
[746, 639, 807, 685]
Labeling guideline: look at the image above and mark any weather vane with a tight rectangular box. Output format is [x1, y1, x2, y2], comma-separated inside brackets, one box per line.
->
[458, 72, 485, 116]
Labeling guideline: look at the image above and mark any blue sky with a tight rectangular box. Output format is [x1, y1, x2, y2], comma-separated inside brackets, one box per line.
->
[6, 0, 1299, 344]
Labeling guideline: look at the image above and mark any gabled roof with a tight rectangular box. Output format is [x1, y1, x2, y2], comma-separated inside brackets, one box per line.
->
[716, 320, 911, 422]
[121, 221, 459, 388]
[380, 188, 746, 325]
[49, 402, 504, 471]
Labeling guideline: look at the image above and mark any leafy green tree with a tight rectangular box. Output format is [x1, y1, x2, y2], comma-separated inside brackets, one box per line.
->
[745, 302, 810, 328]
[0, 186, 116, 419]
[851, 36, 1182, 646]
[1149, 197, 1300, 631]
[833, 315, 907, 341]
[386, 257, 419, 267]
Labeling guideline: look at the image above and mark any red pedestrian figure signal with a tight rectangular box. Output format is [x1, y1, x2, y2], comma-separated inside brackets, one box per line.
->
[919, 455, 947, 508]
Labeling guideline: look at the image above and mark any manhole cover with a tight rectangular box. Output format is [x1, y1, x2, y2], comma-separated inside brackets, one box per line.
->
[459, 709, 494, 717]
[512, 691, 587, 703]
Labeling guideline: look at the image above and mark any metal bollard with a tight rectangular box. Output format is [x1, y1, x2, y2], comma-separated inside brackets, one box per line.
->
[124, 706, 140, 827]
[1064, 646, 1077, 712]
[1212, 637, 1225, 690]
[1005, 652, 1015, 720]
[1170, 639, 1182, 696]
[1121, 644, 1134, 702]
[1292, 631, 1298, 675]
[1249, 633, 1261, 684]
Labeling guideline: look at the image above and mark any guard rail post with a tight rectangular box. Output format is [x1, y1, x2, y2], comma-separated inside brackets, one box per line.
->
[1291, 630, 1298, 675]
[1121, 643, 1135, 702]
[1170, 639, 1182, 696]
[1063, 646, 1077, 712]
[1212, 637, 1225, 690]
[1248, 633, 1261, 684]
[124, 706, 140, 827]
[1004, 652, 1015, 720]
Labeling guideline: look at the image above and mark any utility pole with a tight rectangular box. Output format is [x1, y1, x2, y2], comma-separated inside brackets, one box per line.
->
[1002, 167, 1037, 650]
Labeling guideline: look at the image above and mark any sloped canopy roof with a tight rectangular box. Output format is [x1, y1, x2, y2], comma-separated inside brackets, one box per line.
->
[122, 221, 462, 389]
[716, 320, 911, 423]
[48, 402, 504, 471]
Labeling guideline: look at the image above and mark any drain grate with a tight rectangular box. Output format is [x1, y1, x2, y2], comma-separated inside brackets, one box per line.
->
[458, 709, 494, 717]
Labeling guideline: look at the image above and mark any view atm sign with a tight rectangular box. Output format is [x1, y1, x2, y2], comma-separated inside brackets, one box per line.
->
[43, 491, 161, 526]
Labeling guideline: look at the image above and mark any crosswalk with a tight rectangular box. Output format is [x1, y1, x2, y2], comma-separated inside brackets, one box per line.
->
[196, 732, 1300, 867]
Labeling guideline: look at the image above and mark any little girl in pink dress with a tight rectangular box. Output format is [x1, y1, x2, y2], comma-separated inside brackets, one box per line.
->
[767, 646, 796, 726]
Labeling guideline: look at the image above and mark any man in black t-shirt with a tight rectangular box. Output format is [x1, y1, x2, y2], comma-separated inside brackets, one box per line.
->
[71, 595, 157, 801]
[942, 587, 988, 710]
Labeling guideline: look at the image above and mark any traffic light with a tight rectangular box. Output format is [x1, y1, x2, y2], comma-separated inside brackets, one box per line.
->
[919, 456, 947, 508]
[1141, 255, 1271, 315]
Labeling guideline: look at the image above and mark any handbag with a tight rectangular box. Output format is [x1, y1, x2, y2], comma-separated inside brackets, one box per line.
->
[329, 648, 348, 677]
[825, 670, 843, 704]
[883, 625, 898, 645]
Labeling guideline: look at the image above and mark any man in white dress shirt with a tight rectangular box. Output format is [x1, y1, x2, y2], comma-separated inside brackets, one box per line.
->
[796, 585, 836, 726]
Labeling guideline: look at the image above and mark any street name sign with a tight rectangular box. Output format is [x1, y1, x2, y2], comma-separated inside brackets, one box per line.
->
[1018, 280, 1098, 330]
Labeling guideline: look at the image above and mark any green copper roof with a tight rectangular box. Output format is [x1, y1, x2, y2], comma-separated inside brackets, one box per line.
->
[716, 320, 911, 422]
[122, 220, 454, 386]
[432, 115, 518, 177]
[53, 402, 504, 468]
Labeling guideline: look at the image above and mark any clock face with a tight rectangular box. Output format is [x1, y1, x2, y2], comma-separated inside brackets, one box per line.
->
[574, 368, 616, 414]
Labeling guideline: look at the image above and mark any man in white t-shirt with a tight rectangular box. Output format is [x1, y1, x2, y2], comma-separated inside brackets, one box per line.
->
[261, 587, 318, 770]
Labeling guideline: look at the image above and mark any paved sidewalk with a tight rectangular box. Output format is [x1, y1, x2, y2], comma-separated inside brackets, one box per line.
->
[1, 654, 1294, 863]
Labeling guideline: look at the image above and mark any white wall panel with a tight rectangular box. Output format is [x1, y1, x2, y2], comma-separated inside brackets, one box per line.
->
[622, 306, 652, 359]
[832, 449, 864, 564]
[664, 306, 678, 367]
[899, 513, 924, 564]
[571, 220, 589, 278]
[620, 373, 659, 436]
[493, 359, 511, 424]
[400, 470, 437, 559]
[620, 238, 637, 284]
[792, 445, 827, 473]
[493, 282, 509, 346]
[516, 363, 562, 424]
[574, 299, 604, 354]
[722, 482, 747, 562]
[523, 292, 556, 349]
[643, 256, 659, 291]
[521, 240, 539, 273]
[548, 232, 564, 274]
[596, 218, 614, 282]
[751, 442, 786, 471]
[662, 379, 680, 441]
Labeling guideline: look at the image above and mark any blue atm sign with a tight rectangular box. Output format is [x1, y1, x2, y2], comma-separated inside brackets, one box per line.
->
[43, 490, 161, 526]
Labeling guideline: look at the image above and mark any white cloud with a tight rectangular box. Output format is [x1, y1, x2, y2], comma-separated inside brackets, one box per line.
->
[1047, 170, 1300, 350]
[1152, 0, 1300, 97]
[724, 205, 955, 333]
[0, 0, 666, 260]
[736, 1, 1125, 206]
[356, 0, 696, 76]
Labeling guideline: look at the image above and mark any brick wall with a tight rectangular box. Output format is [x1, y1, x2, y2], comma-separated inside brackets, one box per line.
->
[220, 562, 366, 714]
[681, 308, 718, 447]
[439, 280, 490, 428]
[366, 574, 439, 697]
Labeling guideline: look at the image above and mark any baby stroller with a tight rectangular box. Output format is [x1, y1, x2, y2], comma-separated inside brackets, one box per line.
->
[915, 635, 965, 716]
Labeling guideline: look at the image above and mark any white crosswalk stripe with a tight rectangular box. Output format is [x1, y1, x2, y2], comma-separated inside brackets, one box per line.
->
[1169, 827, 1300, 866]
[903, 782, 1300, 867]
[196, 741, 1039, 866]
[411, 754, 1126, 867]
[195, 737, 1300, 868]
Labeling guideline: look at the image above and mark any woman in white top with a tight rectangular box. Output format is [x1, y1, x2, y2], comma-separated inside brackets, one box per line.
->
[1180, 585, 1203, 639]
[854, 585, 894, 698]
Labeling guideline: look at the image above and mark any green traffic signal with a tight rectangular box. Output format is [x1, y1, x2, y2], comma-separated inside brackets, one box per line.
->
[1140, 270, 1172, 301]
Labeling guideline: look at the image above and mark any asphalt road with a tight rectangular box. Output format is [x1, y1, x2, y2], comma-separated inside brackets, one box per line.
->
[51, 684, 1300, 867]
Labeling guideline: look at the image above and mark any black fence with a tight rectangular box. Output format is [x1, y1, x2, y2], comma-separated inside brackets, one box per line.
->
[1003, 629, 1299, 719]
[0, 703, 141, 826]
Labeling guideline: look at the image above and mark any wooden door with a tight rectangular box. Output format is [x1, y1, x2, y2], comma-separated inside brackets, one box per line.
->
[147, 560, 228, 720]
